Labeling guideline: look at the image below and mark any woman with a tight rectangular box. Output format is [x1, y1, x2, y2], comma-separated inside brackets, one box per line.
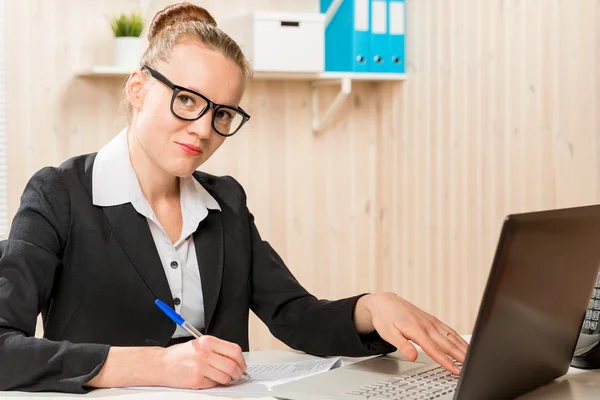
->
[0, 3, 468, 393]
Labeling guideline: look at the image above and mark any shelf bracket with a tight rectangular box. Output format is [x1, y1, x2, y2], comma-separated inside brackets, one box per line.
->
[310, 77, 352, 133]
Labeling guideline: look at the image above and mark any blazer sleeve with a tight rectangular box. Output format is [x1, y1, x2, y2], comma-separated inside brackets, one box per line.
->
[0, 167, 109, 393]
[247, 211, 397, 357]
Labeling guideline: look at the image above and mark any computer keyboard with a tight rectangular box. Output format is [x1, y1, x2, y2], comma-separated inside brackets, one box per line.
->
[582, 287, 600, 334]
[347, 364, 461, 399]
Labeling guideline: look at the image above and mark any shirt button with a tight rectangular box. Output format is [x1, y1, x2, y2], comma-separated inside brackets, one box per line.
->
[170, 261, 179, 269]
[173, 297, 181, 306]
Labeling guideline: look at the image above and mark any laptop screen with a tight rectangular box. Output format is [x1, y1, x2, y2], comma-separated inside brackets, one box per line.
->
[455, 205, 600, 399]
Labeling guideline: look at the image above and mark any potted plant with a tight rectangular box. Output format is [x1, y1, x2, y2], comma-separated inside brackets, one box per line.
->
[110, 12, 144, 69]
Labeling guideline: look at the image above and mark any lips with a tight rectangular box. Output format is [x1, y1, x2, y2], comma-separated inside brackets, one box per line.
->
[176, 142, 202, 156]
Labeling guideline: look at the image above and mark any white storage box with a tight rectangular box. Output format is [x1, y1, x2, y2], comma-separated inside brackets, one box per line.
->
[221, 12, 325, 73]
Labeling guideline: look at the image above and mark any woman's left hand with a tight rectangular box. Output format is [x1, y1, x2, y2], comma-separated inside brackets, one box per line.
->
[354, 292, 469, 375]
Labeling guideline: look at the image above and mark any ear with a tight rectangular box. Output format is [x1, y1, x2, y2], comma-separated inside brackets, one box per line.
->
[126, 69, 146, 112]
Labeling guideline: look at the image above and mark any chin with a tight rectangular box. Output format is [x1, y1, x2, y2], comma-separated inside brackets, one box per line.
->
[168, 164, 200, 178]
[162, 156, 204, 177]
[171, 169, 197, 178]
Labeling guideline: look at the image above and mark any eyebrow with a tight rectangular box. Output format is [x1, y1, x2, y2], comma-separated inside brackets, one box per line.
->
[178, 82, 203, 95]
[181, 84, 241, 108]
[146, 65, 241, 109]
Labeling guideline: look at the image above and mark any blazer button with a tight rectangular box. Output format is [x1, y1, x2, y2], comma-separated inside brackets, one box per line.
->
[173, 297, 181, 306]
[170, 261, 179, 269]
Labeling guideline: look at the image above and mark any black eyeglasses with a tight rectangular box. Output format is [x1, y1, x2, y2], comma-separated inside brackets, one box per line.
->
[142, 64, 250, 137]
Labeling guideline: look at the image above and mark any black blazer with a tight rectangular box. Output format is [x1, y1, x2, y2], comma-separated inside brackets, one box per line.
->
[0, 153, 395, 393]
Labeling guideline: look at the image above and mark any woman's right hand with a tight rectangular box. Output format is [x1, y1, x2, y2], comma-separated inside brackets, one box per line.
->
[159, 336, 248, 389]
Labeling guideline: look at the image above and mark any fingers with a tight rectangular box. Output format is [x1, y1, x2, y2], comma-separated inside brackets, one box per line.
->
[446, 332, 469, 357]
[446, 334, 467, 363]
[213, 339, 248, 372]
[368, 293, 468, 376]
[400, 322, 460, 375]
[381, 324, 419, 361]
[425, 324, 466, 364]
[429, 317, 469, 356]
[196, 336, 247, 373]
[208, 352, 244, 381]
[421, 318, 466, 367]
[198, 377, 218, 389]
[203, 364, 235, 386]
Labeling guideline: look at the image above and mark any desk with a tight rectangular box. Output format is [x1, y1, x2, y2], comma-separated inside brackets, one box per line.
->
[1, 349, 599, 399]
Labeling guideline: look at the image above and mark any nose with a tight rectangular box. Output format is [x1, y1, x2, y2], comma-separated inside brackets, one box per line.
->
[187, 109, 214, 140]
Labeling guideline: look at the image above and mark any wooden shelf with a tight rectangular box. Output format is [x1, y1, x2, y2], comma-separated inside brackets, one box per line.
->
[254, 71, 406, 81]
[76, 66, 134, 78]
[76, 66, 407, 82]
[75, 66, 407, 132]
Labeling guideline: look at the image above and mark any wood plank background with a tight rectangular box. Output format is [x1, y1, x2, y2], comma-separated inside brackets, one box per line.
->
[5, 0, 599, 350]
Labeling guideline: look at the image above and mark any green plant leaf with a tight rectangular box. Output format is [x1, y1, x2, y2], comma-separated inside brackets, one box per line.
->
[110, 12, 144, 37]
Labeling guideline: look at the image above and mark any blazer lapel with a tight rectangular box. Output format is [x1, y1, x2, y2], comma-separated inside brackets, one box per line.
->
[194, 210, 224, 331]
[103, 204, 174, 307]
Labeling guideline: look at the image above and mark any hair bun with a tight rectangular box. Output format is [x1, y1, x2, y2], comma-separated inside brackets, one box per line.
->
[148, 2, 217, 42]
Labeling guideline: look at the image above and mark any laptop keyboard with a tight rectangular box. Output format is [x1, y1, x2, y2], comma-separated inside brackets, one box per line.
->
[347, 364, 461, 399]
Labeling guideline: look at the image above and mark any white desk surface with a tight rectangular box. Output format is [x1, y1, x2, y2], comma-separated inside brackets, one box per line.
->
[1, 345, 599, 399]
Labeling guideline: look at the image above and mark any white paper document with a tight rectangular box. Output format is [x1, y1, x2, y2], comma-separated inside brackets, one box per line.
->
[204, 356, 344, 395]
[127, 357, 343, 396]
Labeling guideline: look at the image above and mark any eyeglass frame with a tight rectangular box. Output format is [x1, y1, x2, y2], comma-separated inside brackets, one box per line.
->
[141, 64, 251, 137]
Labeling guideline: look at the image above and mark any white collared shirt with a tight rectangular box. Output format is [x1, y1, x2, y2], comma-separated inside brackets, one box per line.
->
[92, 128, 221, 338]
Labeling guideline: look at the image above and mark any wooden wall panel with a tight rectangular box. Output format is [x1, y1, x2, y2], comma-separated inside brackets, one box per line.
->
[7, 0, 599, 348]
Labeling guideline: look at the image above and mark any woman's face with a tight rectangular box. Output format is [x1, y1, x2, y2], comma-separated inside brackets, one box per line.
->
[129, 41, 246, 177]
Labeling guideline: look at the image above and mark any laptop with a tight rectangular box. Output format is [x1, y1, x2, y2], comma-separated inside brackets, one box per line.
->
[270, 205, 600, 400]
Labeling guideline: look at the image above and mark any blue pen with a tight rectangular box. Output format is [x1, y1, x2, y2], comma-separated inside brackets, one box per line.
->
[155, 299, 250, 379]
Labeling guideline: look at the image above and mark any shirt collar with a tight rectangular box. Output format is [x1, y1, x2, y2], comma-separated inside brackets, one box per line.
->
[92, 127, 221, 213]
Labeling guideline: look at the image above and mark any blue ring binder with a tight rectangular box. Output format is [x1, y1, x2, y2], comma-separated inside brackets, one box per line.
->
[320, 0, 405, 74]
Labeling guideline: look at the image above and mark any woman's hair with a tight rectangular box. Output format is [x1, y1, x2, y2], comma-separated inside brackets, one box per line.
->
[124, 2, 252, 118]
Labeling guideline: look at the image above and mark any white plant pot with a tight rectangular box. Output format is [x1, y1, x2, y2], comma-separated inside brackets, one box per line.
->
[113, 37, 143, 69]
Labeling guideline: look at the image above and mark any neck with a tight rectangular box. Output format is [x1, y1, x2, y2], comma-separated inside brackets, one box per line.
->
[127, 127, 179, 204]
